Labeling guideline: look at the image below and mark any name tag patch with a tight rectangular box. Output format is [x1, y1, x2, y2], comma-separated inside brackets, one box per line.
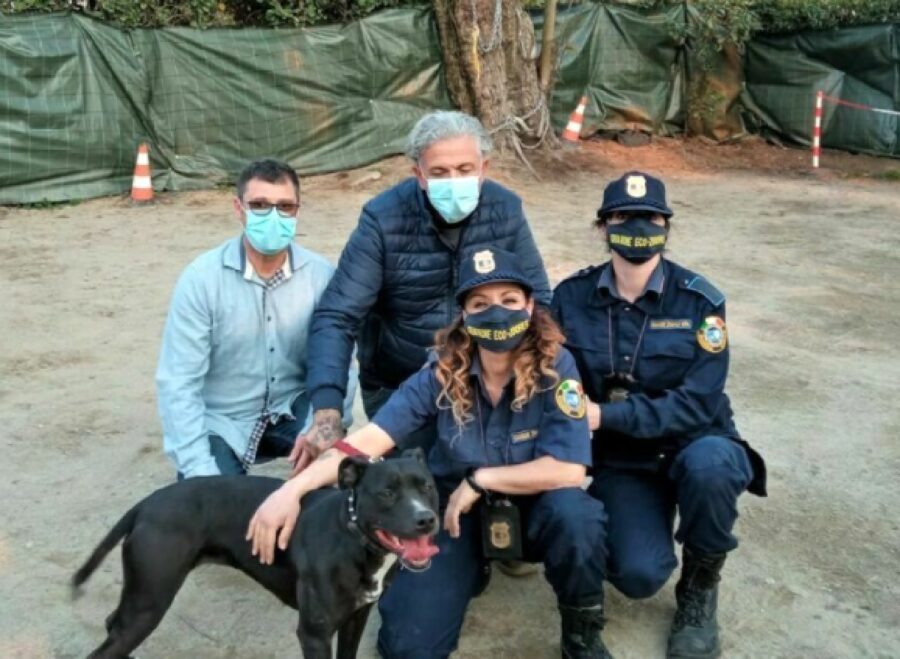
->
[650, 319, 692, 330]
[511, 429, 538, 443]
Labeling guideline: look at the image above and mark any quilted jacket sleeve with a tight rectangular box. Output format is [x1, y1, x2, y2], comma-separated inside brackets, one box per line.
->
[307, 209, 384, 411]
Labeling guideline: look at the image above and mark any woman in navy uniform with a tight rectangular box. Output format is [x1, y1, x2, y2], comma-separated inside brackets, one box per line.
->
[248, 246, 609, 659]
[551, 172, 766, 659]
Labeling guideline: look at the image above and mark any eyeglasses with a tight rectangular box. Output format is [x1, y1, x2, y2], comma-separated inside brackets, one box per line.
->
[243, 200, 300, 217]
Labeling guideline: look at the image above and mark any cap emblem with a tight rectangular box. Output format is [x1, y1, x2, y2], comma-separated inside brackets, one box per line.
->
[473, 250, 495, 274]
[626, 175, 647, 198]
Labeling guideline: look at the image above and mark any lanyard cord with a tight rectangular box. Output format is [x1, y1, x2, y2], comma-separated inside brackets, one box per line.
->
[475, 393, 489, 465]
[607, 305, 650, 380]
[474, 382, 512, 466]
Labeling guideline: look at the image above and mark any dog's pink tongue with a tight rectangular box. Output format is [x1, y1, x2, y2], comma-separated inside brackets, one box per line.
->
[399, 536, 439, 562]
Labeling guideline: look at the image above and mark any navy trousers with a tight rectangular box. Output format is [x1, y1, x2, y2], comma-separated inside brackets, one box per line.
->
[377, 487, 607, 659]
[588, 435, 753, 599]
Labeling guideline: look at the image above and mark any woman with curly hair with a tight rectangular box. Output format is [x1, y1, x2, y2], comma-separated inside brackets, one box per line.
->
[247, 246, 609, 659]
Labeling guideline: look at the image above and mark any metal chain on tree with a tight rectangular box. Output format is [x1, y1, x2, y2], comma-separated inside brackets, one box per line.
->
[486, 4, 553, 166]
[463, 0, 556, 173]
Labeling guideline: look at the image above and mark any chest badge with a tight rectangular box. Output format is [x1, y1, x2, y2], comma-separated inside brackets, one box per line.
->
[697, 316, 728, 353]
[490, 520, 512, 549]
[555, 379, 586, 419]
[473, 250, 496, 274]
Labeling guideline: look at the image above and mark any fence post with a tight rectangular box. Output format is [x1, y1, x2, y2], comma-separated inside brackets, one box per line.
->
[811, 90, 823, 168]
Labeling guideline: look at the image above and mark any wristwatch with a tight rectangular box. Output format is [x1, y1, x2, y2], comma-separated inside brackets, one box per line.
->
[464, 467, 487, 496]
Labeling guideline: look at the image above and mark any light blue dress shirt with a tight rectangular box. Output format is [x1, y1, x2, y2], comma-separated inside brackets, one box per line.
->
[156, 237, 356, 478]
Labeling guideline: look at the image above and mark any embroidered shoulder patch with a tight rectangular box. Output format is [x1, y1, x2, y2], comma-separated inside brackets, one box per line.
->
[697, 316, 728, 353]
[684, 276, 726, 307]
[555, 379, 586, 419]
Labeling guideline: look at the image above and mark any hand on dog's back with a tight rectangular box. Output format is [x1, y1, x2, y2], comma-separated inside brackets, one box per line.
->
[247, 482, 303, 565]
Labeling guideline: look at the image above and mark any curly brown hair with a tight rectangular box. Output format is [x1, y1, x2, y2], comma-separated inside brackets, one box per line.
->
[433, 305, 565, 427]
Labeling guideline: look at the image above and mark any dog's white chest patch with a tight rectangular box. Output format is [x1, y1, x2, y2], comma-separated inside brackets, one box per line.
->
[359, 554, 398, 605]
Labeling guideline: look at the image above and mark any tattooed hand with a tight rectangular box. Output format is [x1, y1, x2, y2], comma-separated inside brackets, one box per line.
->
[288, 409, 346, 476]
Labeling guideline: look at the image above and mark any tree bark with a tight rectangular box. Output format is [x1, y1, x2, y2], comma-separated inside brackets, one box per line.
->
[432, 0, 558, 158]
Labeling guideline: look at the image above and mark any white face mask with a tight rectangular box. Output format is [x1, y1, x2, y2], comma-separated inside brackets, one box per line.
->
[425, 176, 480, 223]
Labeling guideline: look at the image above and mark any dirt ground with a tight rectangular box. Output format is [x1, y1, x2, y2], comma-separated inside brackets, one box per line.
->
[2, 137, 899, 658]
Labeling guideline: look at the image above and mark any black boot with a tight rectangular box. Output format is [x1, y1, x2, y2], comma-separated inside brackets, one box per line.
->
[667, 546, 726, 659]
[559, 602, 613, 659]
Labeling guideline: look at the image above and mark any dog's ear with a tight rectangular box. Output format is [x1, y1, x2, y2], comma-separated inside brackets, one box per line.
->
[338, 456, 368, 490]
[401, 447, 427, 464]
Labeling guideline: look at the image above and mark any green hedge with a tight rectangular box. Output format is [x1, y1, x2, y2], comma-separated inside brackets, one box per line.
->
[6, 1, 897, 31]
[3, 0, 428, 28]
[752, 0, 900, 34]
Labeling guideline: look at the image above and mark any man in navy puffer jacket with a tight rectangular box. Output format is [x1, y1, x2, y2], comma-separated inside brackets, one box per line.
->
[290, 111, 550, 471]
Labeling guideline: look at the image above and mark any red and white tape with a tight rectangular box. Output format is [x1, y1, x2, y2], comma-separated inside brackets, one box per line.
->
[812, 91, 824, 168]
[811, 90, 900, 168]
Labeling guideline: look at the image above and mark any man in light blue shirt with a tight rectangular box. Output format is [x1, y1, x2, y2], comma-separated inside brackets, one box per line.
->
[156, 159, 354, 479]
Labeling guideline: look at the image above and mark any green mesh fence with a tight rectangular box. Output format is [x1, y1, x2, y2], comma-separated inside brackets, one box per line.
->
[535, 2, 689, 137]
[0, 8, 451, 203]
[744, 24, 899, 158]
[0, 4, 704, 204]
[2, 5, 896, 204]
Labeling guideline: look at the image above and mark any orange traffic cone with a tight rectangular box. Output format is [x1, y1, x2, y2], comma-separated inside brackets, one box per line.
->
[131, 143, 154, 202]
[561, 96, 588, 142]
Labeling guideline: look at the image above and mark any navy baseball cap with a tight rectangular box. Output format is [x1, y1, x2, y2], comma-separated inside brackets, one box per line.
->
[455, 247, 533, 303]
[597, 171, 673, 218]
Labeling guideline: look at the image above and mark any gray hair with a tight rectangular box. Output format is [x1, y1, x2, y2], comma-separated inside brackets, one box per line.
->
[405, 110, 493, 162]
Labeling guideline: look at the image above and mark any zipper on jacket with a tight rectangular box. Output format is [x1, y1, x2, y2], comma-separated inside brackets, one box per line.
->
[448, 256, 459, 325]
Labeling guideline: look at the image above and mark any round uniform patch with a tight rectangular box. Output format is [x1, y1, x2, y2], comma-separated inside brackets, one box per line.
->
[555, 379, 586, 419]
[697, 316, 727, 353]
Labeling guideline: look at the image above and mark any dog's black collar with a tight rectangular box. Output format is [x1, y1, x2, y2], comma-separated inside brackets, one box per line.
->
[345, 488, 389, 555]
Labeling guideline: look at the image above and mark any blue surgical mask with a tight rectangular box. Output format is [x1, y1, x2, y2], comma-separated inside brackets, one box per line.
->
[426, 176, 480, 224]
[244, 208, 297, 255]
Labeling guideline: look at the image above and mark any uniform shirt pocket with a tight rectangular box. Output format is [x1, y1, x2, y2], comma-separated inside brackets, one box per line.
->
[638, 333, 696, 390]
[508, 435, 537, 464]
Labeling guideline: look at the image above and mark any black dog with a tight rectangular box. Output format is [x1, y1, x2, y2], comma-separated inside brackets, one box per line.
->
[72, 450, 439, 658]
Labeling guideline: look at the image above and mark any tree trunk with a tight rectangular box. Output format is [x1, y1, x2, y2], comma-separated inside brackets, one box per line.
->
[432, 0, 559, 159]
